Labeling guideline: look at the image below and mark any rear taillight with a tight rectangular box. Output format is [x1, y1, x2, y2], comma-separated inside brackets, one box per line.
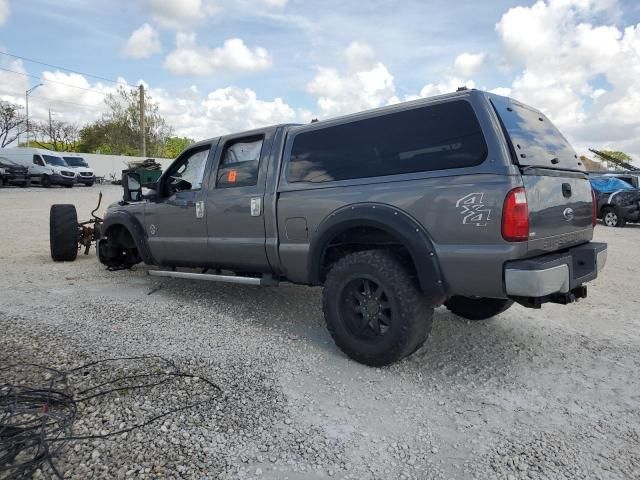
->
[502, 187, 529, 242]
[591, 188, 597, 227]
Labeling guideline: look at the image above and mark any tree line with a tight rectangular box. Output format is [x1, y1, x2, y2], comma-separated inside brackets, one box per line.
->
[0, 87, 193, 158]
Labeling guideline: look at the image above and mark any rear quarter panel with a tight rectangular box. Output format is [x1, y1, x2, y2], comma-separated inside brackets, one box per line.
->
[277, 173, 524, 297]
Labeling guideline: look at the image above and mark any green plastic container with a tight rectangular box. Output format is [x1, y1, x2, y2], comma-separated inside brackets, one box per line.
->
[135, 168, 162, 186]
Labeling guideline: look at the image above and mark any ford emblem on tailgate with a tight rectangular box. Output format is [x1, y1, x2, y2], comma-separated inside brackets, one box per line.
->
[563, 207, 575, 221]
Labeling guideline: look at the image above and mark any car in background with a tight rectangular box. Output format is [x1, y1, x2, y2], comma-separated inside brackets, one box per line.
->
[1, 147, 75, 187]
[602, 172, 640, 188]
[0, 156, 30, 187]
[590, 175, 640, 227]
[63, 154, 95, 186]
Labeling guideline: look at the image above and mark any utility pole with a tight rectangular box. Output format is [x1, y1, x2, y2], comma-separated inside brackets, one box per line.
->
[48, 109, 53, 144]
[25, 84, 43, 147]
[139, 84, 146, 157]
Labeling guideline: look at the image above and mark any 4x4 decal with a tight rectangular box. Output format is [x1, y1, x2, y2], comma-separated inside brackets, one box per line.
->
[456, 193, 492, 227]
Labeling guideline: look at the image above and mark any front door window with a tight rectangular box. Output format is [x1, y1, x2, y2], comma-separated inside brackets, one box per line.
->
[164, 148, 210, 196]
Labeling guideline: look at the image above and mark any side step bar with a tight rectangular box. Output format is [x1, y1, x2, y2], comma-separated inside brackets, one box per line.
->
[148, 270, 279, 286]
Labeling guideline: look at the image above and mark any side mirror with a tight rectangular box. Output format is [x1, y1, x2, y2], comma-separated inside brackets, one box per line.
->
[123, 172, 143, 202]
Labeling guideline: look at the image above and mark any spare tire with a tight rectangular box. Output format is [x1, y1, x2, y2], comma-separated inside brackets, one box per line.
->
[50, 204, 78, 261]
[445, 296, 514, 321]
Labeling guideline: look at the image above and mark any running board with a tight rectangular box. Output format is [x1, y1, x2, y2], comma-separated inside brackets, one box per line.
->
[148, 270, 278, 286]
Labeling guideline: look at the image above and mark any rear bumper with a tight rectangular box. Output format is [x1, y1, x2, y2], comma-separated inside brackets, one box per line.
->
[504, 242, 607, 303]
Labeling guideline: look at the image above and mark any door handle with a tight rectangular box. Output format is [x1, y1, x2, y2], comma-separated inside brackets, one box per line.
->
[251, 197, 262, 217]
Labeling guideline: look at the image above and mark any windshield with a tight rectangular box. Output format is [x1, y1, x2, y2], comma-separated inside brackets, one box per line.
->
[63, 156, 88, 167]
[491, 95, 584, 171]
[0, 157, 19, 167]
[43, 155, 67, 167]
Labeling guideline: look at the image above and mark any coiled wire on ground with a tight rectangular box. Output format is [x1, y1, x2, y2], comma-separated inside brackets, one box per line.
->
[0, 356, 221, 479]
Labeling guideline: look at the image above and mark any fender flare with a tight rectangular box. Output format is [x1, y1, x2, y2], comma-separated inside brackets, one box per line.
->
[100, 210, 155, 264]
[308, 203, 447, 299]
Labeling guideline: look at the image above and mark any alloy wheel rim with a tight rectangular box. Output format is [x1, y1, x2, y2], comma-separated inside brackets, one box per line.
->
[605, 212, 617, 226]
[341, 277, 393, 340]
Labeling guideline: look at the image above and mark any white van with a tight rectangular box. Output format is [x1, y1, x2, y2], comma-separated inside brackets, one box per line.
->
[61, 153, 95, 186]
[0, 148, 76, 187]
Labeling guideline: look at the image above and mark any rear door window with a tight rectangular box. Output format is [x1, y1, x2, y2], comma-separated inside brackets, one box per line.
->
[286, 100, 487, 183]
[216, 136, 264, 188]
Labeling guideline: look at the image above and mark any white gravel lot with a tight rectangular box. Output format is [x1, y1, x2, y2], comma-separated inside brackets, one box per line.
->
[0, 184, 638, 480]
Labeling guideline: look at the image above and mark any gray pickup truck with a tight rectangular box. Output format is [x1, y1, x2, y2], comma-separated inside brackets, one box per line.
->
[51, 89, 607, 366]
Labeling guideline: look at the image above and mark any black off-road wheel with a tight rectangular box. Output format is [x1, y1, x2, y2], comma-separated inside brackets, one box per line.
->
[50, 204, 78, 262]
[322, 250, 433, 366]
[445, 296, 514, 321]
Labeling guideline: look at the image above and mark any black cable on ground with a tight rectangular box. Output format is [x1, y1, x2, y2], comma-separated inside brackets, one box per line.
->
[0, 356, 222, 479]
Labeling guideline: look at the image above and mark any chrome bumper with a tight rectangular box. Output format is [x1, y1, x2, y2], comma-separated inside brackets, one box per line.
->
[505, 242, 607, 298]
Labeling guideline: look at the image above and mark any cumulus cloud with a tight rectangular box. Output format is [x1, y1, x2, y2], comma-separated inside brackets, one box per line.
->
[495, 0, 640, 158]
[164, 34, 272, 76]
[418, 78, 476, 98]
[0, 53, 27, 101]
[307, 41, 395, 118]
[0, 0, 9, 26]
[306, 41, 481, 119]
[142, 0, 218, 29]
[199, 87, 296, 134]
[130, 85, 304, 141]
[259, 0, 288, 7]
[1, 70, 300, 146]
[31, 72, 125, 126]
[453, 52, 486, 76]
[122, 24, 162, 59]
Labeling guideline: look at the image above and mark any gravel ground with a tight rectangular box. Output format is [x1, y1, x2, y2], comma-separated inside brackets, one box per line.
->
[0, 184, 638, 479]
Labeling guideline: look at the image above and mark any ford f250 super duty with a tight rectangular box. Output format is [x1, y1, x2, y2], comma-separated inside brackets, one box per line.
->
[50, 89, 607, 366]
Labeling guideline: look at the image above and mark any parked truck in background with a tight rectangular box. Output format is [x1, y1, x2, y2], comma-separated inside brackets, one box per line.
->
[50, 90, 607, 366]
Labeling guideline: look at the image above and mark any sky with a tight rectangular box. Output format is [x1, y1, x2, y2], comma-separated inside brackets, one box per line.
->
[1, 0, 640, 159]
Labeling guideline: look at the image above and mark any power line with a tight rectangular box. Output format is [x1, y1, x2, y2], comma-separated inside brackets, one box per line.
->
[29, 95, 107, 111]
[0, 51, 139, 89]
[0, 66, 111, 96]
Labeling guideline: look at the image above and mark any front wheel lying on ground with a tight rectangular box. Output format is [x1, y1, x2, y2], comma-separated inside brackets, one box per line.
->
[50, 204, 78, 261]
[322, 249, 433, 367]
[444, 296, 514, 321]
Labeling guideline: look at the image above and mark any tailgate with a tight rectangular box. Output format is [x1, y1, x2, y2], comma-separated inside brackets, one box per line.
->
[524, 174, 594, 253]
[490, 94, 594, 253]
